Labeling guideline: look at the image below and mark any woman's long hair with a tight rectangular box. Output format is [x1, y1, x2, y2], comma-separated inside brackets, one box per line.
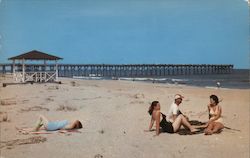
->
[148, 101, 159, 115]
[210, 95, 219, 105]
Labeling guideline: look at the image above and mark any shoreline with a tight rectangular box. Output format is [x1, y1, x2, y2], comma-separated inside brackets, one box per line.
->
[70, 76, 250, 90]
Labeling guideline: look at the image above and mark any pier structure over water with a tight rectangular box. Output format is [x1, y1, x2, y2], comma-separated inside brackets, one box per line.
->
[0, 64, 233, 78]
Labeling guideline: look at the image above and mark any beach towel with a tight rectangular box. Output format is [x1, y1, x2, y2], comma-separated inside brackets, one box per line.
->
[16, 127, 81, 135]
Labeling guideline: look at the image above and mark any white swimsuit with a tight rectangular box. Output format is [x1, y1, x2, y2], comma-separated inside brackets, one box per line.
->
[209, 105, 223, 123]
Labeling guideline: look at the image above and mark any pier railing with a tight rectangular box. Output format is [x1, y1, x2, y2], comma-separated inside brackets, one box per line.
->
[0, 64, 234, 77]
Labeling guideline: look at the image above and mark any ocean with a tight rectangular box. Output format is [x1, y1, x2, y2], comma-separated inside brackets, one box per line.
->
[73, 69, 250, 89]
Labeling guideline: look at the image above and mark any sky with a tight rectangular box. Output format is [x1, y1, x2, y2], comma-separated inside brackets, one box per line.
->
[0, 0, 249, 68]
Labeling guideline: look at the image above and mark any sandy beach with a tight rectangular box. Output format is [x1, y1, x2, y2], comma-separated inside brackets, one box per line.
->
[0, 75, 249, 158]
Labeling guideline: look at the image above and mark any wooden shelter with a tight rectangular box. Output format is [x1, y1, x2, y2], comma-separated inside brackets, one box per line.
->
[8, 50, 63, 83]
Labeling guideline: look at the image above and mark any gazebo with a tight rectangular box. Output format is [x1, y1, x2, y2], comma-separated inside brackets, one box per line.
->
[8, 50, 63, 83]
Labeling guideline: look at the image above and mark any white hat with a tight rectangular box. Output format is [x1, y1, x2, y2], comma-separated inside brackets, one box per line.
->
[174, 94, 184, 100]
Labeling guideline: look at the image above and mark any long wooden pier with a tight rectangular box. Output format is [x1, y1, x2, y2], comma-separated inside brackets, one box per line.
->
[0, 64, 233, 77]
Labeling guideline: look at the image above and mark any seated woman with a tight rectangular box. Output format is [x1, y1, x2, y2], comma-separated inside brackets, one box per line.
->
[204, 95, 224, 135]
[145, 101, 198, 136]
[33, 115, 82, 132]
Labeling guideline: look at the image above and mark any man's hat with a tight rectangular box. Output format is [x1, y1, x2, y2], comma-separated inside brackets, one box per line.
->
[174, 94, 184, 100]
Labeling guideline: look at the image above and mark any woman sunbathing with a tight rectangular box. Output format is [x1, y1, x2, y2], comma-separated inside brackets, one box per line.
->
[204, 95, 224, 135]
[34, 115, 82, 131]
[17, 115, 82, 134]
[145, 101, 198, 136]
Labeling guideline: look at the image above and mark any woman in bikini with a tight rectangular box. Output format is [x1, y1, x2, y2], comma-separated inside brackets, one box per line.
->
[204, 95, 224, 135]
[145, 101, 198, 136]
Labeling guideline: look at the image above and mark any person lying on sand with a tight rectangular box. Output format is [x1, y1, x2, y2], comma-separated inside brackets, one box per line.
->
[18, 115, 83, 134]
[203, 95, 224, 135]
[145, 101, 198, 136]
[35, 115, 82, 131]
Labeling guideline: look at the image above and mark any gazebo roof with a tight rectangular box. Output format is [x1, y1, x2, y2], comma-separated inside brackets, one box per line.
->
[8, 50, 63, 60]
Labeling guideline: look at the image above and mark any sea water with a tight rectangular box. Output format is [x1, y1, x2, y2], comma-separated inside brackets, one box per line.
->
[73, 69, 249, 89]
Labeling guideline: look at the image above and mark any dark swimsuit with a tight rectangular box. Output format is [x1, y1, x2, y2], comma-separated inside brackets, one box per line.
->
[160, 113, 174, 133]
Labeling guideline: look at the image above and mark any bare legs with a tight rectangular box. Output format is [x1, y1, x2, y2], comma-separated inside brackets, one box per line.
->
[204, 122, 224, 135]
[34, 115, 49, 131]
[172, 114, 197, 132]
[16, 115, 50, 133]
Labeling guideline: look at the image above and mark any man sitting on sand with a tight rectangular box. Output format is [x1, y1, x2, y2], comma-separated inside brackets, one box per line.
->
[166, 94, 198, 130]
[166, 94, 189, 122]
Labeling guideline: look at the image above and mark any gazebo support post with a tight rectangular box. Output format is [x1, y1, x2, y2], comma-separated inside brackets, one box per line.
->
[12, 59, 15, 80]
[22, 59, 25, 82]
[44, 60, 47, 82]
[44, 60, 47, 71]
[55, 60, 58, 81]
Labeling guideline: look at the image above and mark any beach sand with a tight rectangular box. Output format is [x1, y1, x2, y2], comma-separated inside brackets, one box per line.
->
[0, 75, 249, 158]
